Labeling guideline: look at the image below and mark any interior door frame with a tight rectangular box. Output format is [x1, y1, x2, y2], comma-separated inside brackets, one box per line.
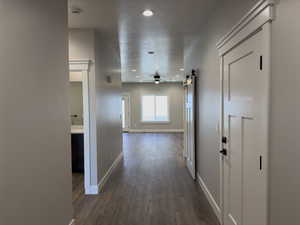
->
[217, 0, 274, 224]
[69, 60, 92, 195]
[122, 94, 131, 132]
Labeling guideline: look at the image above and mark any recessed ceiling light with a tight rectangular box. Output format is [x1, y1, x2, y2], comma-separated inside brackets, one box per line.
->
[142, 9, 154, 17]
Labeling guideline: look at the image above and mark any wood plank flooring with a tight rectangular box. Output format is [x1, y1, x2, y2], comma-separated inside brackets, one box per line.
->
[72, 133, 219, 225]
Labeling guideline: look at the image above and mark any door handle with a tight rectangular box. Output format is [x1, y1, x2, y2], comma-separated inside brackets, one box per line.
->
[220, 149, 227, 156]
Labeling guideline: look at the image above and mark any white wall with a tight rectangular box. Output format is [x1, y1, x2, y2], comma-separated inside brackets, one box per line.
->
[0, 1, 73, 225]
[122, 83, 184, 131]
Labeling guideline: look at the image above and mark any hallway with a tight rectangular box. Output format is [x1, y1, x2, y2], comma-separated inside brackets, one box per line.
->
[72, 133, 219, 225]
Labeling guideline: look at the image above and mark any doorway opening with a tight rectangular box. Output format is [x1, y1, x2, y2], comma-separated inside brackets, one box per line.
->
[69, 60, 92, 196]
[69, 80, 84, 196]
[122, 94, 130, 132]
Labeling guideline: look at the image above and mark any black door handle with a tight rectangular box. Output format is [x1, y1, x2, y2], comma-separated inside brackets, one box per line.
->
[220, 149, 227, 156]
[222, 136, 228, 144]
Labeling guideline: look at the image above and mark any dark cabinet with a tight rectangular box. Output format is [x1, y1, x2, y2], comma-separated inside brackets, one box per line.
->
[71, 134, 84, 173]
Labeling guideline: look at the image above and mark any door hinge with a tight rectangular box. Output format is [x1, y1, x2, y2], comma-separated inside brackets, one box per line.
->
[260, 156, 263, 170]
[220, 149, 227, 156]
[260, 55, 263, 70]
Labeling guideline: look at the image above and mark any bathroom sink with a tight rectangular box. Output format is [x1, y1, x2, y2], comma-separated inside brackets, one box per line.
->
[71, 125, 84, 134]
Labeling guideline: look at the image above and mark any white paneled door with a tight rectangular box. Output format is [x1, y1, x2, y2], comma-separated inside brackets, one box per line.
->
[185, 77, 196, 180]
[221, 28, 268, 225]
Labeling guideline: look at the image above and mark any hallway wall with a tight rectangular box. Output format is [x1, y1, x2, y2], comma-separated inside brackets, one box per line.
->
[0, 1, 73, 225]
[122, 83, 184, 131]
[184, 0, 259, 208]
[69, 82, 83, 125]
[185, 0, 300, 224]
[269, 0, 300, 224]
[69, 29, 123, 189]
[94, 32, 123, 183]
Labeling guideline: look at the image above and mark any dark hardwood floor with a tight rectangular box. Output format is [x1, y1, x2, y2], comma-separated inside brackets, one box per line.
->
[72, 133, 219, 225]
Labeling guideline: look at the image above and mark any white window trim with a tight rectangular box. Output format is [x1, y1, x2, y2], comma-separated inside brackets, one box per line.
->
[141, 95, 170, 123]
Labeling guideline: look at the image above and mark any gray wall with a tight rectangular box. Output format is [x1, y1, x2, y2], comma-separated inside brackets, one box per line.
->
[69, 82, 83, 125]
[69, 29, 123, 186]
[95, 32, 123, 181]
[184, 0, 257, 206]
[122, 83, 184, 131]
[269, 0, 300, 224]
[0, 1, 73, 225]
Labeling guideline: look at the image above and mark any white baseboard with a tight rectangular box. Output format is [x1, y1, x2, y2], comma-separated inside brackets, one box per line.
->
[84, 152, 124, 195]
[98, 152, 124, 192]
[85, 184, 99, 195]
[128, 129, 184, 133]
[69, 219, 75, 225]
[197, 173, 222, 223]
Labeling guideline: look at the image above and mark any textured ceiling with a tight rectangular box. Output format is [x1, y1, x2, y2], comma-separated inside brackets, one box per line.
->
[69, 0, 218, 83]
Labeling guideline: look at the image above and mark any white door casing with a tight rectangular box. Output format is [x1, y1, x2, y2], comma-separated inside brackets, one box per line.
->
[217, 1, 274, 225]
[184, 76, 196, 180]
[122, 95, 130, 131]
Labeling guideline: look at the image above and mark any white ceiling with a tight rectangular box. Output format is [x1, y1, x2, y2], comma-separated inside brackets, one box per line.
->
[69, 0, 218, 83]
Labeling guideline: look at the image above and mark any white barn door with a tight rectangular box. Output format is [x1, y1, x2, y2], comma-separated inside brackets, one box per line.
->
[184, 76, 196, 180]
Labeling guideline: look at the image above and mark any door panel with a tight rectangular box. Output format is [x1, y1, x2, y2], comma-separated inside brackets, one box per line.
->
[222, 29, 267, 225]
[227, 116, 242, 225]
[185, 77, 196, 179]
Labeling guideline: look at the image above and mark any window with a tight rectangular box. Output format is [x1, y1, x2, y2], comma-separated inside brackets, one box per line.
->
[142, 95, 169, 122]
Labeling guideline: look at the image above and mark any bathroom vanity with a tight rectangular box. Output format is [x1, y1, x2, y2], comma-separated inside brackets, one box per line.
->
[71, 125, 84, 173]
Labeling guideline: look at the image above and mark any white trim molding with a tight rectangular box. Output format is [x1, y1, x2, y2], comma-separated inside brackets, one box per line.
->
[98, 152, 124, 192]
[217, 0, 275, 55]
[85, 185, 99, 195]
[197, 173, 222, 223]
[69, 60, 91, 72]
[128, 129, 184, 133]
